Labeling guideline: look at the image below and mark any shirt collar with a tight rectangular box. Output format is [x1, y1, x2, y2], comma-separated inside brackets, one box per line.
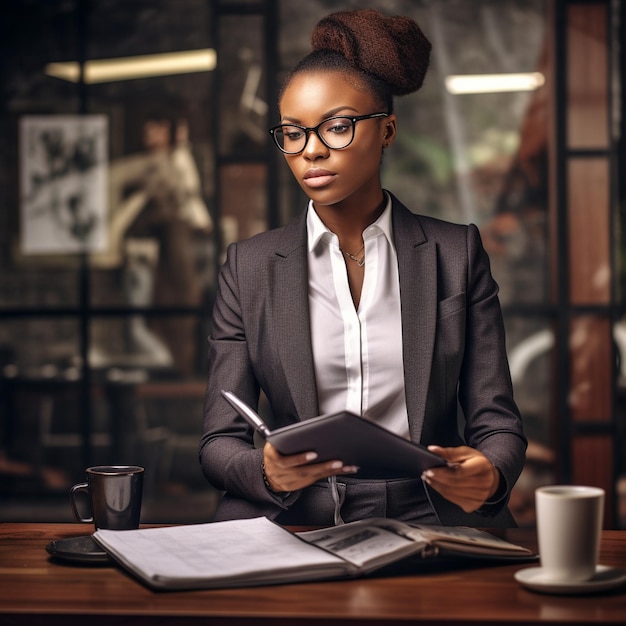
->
[306, 192, 394, 254]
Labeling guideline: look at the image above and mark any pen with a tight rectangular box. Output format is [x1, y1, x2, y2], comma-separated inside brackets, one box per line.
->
[221, 390, 272, 438]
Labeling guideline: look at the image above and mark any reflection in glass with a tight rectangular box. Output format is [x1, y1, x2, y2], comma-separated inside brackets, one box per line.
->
[0, 318, 84, 501]
[220, 164, 267, 247]
[90, 312, 209, 380]
[505, 317, 555, 526]
[0, 1, 80, 308]
[0, 316, 218, 521]
[87, 0, 216, 320]
[218, 15, 266, 156]
[569, 316, 612, 421]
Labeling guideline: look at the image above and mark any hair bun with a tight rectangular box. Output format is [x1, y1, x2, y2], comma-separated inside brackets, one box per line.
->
[311, 8, 431, 95]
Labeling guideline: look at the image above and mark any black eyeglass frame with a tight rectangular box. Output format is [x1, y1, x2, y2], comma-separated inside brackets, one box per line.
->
[268, 112, 389, 154]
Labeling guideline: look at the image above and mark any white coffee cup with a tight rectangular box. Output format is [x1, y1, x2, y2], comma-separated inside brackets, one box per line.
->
[535, 485, 604, 582]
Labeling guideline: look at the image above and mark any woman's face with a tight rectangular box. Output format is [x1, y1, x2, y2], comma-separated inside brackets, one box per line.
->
[278, 70, 396, 212]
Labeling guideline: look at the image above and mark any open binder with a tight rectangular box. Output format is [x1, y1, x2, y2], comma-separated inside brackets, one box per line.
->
[93, 516, 537, 591]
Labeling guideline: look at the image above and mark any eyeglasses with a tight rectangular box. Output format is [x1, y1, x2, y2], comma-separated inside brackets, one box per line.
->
[269, 113, 388, 154]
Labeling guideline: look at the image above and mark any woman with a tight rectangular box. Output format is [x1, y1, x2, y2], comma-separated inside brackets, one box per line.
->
[200, 8, 526, 527]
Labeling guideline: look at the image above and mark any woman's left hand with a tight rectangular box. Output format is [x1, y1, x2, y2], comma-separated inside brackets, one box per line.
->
[420, 445, 500, 513]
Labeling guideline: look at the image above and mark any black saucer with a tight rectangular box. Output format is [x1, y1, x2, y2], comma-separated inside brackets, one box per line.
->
[46, 535, 111, 564]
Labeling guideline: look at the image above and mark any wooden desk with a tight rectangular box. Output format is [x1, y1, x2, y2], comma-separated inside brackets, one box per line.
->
[1, 523, 625, 625]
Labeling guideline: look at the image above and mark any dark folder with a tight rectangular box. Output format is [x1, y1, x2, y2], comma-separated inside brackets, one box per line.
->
[221, 390, 449, 478]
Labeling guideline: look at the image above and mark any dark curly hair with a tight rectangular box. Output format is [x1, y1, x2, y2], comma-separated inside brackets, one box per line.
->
[280, 8, 431, 113]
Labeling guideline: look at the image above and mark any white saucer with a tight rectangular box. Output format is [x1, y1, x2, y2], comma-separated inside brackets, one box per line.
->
[515, 565, 626, 595]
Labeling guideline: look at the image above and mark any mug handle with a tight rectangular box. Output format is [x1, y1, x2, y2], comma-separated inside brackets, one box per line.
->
[70, 482, 93, 523]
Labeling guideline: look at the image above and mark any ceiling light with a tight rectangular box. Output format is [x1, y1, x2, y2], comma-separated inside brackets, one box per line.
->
[45, 48, 217, 84]
[445, 72, 545, 95]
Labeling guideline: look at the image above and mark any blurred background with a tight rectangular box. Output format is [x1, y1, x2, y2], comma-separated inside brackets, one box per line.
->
[0, 0, 624, 528]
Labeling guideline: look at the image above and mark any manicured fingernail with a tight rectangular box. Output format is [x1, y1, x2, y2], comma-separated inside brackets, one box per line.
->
[305, 452, 318, 461]
[330, 461, 343, 469]
[343, 466, 359, 473]
[423, 470, 434, 478]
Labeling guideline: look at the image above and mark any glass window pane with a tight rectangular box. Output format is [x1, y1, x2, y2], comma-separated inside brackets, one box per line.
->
[1, 0, 218, 523]
[99, 361, 219, 523]
[218, 15, 266, 156]
[566, 4, 609, 150]
[505, 316, 555, 526]
[220, 164, 267, 246]
[86, 0, 216, 308]
[0, 317, 81, 374]
[569, 316, 612, 422]
[568, 159, 610, 305]
[90, 313, 209, 379]
[1, 318, 83, 508]
[0, 2, 81, 309]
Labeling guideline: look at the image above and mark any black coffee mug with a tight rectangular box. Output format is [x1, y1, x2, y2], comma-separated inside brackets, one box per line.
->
[70, 465, 144, 530]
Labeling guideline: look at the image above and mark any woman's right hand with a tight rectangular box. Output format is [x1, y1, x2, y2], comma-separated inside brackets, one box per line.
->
[262, 442, 358, 493]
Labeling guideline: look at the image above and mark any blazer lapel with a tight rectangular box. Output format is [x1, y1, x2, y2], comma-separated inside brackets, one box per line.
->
[269, 199, 438, 437]
[272, 214, 320, 420]
[391, 197, 438, 442]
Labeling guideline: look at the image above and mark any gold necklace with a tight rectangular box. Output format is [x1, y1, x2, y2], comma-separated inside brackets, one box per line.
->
[341, 245, 365, 267]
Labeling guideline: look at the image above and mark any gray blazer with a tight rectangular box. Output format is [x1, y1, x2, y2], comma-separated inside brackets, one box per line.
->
[200, 194, 526, 527]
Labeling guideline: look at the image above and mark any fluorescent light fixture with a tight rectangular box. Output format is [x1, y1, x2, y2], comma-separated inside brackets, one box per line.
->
[445, 72, 545, 95]
[45, 48, 217, 84]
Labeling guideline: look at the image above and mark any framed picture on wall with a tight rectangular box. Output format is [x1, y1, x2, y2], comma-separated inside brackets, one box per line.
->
[19, 114, 108, 255]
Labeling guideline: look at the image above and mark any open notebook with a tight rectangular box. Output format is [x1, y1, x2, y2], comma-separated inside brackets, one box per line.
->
[93, 516, 537, 590]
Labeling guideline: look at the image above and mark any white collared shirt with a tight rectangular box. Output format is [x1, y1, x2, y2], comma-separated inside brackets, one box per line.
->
[306, 194, 409, 438]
